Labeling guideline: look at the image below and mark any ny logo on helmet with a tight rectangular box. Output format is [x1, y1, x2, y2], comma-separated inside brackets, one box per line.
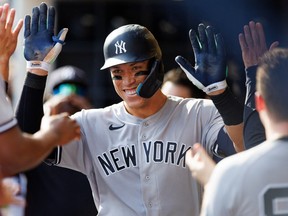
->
[115, 40, 127, 54]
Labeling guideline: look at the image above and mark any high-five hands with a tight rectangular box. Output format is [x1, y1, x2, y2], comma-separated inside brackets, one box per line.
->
[0, 3, 23, 81]
[24, 2, 68, 72]
[175, 24, 227, 95]
[239, 21, 278, 69]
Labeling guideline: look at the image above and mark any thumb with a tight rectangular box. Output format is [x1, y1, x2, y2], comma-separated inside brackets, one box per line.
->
[269, 41, 279, 51]
[52, 28, 69, 44]
[175, 56, 193, 71]
[43, 28, 69, 64]
[175, 56, 204, 90]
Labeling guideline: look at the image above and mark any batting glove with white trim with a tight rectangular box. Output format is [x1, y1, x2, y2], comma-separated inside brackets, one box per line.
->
[175, 23, 227, 95]
[24, 2, 68, 71]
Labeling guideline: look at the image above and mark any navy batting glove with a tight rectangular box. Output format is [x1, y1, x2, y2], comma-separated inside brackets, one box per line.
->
[175, 24, 227, 94]
[24, 2, 68, 71]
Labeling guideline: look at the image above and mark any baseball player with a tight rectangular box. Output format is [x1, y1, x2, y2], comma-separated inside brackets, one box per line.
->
[0, 3, 80, 177]
[201, 48, 288, 215]
[18, 3, 245, 216]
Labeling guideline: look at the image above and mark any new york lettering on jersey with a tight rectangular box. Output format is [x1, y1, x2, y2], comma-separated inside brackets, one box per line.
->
[98, 140, 190, 176]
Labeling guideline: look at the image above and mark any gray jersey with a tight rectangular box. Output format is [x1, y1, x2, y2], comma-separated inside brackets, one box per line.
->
[201, 138, 288, 216]
[59, 96, 223, 216]
[0, 76, 17, 133]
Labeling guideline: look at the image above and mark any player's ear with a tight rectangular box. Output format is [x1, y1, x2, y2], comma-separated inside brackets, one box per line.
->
[255, 91, 265, 112]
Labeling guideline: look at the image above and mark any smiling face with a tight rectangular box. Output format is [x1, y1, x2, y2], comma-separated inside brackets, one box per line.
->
[110, 60, 150, 108]
[109, 60, 167, 118]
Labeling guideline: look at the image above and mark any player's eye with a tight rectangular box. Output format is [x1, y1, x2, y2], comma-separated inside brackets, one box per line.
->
[112, 75, 122, 80]
[135, 70, 149, 76]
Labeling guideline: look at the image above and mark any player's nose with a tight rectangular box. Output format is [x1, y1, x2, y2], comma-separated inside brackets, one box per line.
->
[122, 74, 136, 86]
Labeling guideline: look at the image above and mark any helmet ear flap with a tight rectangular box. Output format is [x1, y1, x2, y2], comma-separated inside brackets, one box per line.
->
[136, 58, 164, 98]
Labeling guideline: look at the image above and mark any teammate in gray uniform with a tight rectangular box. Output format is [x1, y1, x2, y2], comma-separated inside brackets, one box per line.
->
[18, 3, 245, 215]
[186, 21, 282, 216]
[201, 49, 288, 216]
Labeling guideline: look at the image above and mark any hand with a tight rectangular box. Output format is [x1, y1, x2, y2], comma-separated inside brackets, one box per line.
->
[239, 21, 279, 69]
[44, 94, 92, 115]
[0, 176, 25, 207]
[185, 143, 216, 186]
[40, 113, 80, 146]
[24, 2, 68, 72]
[175, 23, 227, 95]
[0, 3, 23, 81]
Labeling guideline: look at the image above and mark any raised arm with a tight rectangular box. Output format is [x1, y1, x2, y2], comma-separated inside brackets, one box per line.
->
[239, 21, 278, 149]
[17, 2, 68, 132]
[175, 23, 244, 152]
[0, 3, 75, 177]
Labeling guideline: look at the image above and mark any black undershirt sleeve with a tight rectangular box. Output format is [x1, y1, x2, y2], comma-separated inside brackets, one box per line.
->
[243, 66, 266, 149]
[16, 73, 46, 133]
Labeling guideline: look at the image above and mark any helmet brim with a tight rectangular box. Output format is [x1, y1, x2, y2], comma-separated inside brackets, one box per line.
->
[100, 58, 129, 70]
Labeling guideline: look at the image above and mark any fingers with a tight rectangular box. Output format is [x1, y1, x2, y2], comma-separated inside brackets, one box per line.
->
[269, 41, 279, 50]
[57, 28, 68, 41]
[206, 26, 216, 55]
[190, 24, 222, 57]
[39, 2, 48, 31]
[255, 22, 267, 50]
[0, 3, 8, 32]
[31, 6, 39, 34]
[198, 24, 207, 52]
[238, 33, 247, 52]
[26, 2, 54, 36]
[189, 29, 200, 55]
[47, 6, 55, 33]
[24, 15, 31, 38]
[5, 7, 15, 32]
[243, 24, 253, 49]
[249, 21, 261, 50]
[186, 143, 216, 186]
[12, 19, 23, 36]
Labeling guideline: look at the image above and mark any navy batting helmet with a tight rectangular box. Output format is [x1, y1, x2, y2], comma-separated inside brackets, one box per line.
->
[100, 24, 164, 98]
[101, 24, 162, 69]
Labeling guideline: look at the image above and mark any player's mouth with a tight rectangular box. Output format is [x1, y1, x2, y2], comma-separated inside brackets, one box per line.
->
[124, 88, 137, 95]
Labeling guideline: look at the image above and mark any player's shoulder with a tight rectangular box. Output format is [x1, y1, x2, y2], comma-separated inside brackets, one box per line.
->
[167, 96, 214, 111]
[214, 142, 270, 177]
[71, 102, 122, 119]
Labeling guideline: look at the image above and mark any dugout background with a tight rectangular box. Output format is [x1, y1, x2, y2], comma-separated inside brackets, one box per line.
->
[49, 0, 288, 107]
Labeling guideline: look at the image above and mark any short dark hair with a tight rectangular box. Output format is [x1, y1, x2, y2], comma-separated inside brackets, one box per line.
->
[163, 67, 206, 98]
[257, 48, 288, 121]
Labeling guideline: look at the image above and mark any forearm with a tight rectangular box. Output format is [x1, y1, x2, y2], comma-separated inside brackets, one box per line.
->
[210, 88, 244, 152]
[16, 72, 47, 133]
[225, 123, 244, 152]
[0, 127, 54, 177]
[243, 66, 266, 148]
[0, 56, 9, 82]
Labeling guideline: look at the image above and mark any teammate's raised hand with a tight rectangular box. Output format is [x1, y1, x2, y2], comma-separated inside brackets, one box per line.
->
[175, 23, 227, 95]
[0, 3, 23, 82]
[185, 143, 216, 186]
[0, 174, 26, 208]
[239, 21, 279, 69]
[24, 2, 68, 72]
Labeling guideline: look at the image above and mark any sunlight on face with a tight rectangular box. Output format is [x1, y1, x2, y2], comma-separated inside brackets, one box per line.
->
[109, 60, 150, 109]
